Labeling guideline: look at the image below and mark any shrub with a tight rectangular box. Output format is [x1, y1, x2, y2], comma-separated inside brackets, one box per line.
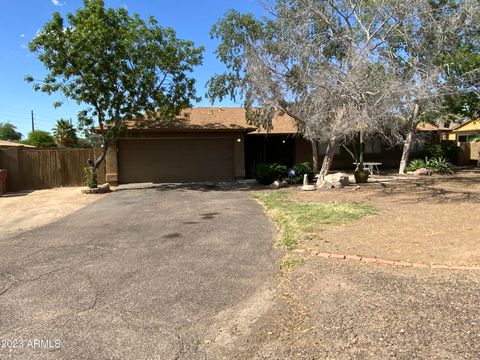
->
[83, 167, 98, 188]
[291, 162, 314, 184]
[255, 163, 287, 185]
[426, 157, 454, 175]
[421, 143, 459, 164]
[24, 130, 56, 148]
[406, 158, 426, 172]
[406, 157, 454, 175]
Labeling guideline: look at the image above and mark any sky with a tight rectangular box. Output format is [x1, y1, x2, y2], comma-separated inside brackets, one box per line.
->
[0, 0, 266, 138]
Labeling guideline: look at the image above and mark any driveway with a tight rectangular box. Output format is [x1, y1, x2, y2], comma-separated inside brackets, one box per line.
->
[0, 187, 278, 359]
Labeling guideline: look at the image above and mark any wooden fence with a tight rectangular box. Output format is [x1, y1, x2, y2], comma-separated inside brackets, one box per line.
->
[0, 146, 105, 192]
[458, 142, 480, 166]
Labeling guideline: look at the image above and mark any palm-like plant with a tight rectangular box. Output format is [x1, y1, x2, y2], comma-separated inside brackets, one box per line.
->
[52, 119, 78, 147]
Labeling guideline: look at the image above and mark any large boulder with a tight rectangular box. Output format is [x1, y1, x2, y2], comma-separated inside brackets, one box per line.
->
[413, 168, 431, 176]
[323, 172, 350, 188]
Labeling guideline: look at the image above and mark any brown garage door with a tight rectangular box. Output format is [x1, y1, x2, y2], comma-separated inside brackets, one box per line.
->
[118, 138, 235, 183]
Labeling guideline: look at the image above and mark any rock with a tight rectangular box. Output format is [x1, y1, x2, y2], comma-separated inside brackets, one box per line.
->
[324, 172, 350, 188]
[269, 180, 288, 189]
[302, 185, 316, 191]
[413, 168, 431, 176]
[81, 183, 111, 194]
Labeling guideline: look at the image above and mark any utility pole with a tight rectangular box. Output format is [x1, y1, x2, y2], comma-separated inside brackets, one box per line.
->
[31, 110, 35, 132]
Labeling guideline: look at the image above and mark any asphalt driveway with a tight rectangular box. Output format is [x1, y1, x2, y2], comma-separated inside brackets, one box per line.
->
[0, 186, 278, 359]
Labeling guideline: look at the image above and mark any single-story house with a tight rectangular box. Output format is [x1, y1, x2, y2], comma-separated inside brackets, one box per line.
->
[103, 107, 407, 185]
[447, 118, 480, 142]
[0, 140, 36, 148]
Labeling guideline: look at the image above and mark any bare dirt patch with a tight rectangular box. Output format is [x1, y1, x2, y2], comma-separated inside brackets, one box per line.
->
[291, 168, 480, 266]
[0, 187, 106, 237]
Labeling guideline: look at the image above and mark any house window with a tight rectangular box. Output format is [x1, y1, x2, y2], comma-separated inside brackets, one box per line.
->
[364, 139, 382, 154]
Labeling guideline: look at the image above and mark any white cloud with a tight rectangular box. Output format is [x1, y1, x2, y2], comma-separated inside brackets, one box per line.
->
[51, 0, 65, 6]
[20, 33, 25, 38]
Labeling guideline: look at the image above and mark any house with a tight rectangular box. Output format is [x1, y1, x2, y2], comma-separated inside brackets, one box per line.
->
[104, 107, 404, 185]
[0, 140, 36, 148]
[447, 118, 480, 142]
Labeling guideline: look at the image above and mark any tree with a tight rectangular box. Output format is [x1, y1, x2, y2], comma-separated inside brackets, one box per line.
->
[25, 130, 56, 148]
[26, 0, 203, 183]
[0, 122, 22, 141]
[208, 0, 476, 179]
[52, 119, 78, 147]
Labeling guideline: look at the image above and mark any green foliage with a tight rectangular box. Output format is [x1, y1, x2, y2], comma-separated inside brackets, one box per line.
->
[406, 159, 426, 172]
[27, 0, 203, 168]
[407, 157, 454, 175]
[83, 167, 98, 188]
[291, 162, 314, 184]
[255, 163, 287, 185]
[0, 122, 22, 141]
[426, 157, 454, 175]
[252, 191, 377, 250]
[24, 130, 55, 148]
[52, 119, 78, 147]
[420, 143, 459, 164]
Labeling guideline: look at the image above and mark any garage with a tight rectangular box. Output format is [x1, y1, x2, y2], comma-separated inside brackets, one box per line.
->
[117, 137, 235, 183]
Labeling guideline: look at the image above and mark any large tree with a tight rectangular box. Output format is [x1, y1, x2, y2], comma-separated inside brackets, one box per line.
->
[0, 122, 22, 141]
[27, 0, 203, 178]
[208, 0, 476, 179]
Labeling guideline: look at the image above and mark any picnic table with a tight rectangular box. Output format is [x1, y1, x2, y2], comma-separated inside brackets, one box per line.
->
[354, 162, 382, 175]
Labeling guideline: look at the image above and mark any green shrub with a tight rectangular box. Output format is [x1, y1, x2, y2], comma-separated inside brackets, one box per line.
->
[406, 157, 454, 175]
[421, 143, 459, 164]
[255, 163, 287, 185]
[426, 157, 454, 175]
[291, 162, 314, 183]
[83, 167, 98, 188]
[24, 130, 56, 148]
[406, 158, 426, 172]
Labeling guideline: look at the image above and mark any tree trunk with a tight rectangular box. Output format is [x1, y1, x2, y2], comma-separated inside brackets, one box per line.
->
[311, 140, 319, 173]
[316, 137, 337, 187]
[398, 103, 420, 174]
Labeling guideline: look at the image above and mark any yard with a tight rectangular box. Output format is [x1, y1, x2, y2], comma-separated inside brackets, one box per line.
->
[255, 168, 480, 267]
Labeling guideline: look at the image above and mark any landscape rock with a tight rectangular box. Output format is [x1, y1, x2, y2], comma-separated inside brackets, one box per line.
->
[269, 180, 288, 189]
[324, 172, 350, 188]
[413, 168, 431, 176]
[82, 183, 111, 194]
[302, 174, 316, 191]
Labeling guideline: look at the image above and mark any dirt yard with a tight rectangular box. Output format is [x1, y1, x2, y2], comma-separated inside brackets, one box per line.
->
[0, 187, 106, 237]
[291, 168, 480, 266]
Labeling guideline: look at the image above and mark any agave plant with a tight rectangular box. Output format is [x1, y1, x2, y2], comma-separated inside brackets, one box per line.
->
[426, 157, 454, 175]
[406, 158, 426, 172]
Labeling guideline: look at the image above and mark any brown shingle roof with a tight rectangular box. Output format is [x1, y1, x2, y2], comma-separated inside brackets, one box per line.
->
[416, 123, 451, 132]
[124, 107, 298, 134]
[0, 140, 36, 148]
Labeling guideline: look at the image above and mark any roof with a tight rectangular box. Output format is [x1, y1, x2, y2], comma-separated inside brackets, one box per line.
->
[123, 107, 298, 134]
[0, 140, 35, 148]
[416, 123, 451, 132]
[451, 118, 480, 133]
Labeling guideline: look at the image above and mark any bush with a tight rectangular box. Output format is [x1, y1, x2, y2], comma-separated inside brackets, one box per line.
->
[255, 163, 287, 185]
[24, 130, 56, 148]
[426, 157, 454, 175]
[406, 158, 426, 172]
[83, 167, 98, 188]
[421, 143, 459, 164]
[291, 162, 314, 184]
[406, 157, 453, 175]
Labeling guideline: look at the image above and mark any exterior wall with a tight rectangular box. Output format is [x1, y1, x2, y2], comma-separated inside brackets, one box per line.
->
[458, 142, 480, 165]
[294, 137, 403, 170]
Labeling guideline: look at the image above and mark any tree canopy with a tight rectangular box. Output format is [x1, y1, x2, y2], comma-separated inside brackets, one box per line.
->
[27, 0, 204, 168]
[52, 119, 78, 147]
[25, 130, 56, 148]
[0, 122, 22, 141]
[208, 0, 479, 176]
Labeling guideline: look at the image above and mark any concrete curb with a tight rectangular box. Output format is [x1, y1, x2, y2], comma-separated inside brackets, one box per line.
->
[310, 251, 480, 271]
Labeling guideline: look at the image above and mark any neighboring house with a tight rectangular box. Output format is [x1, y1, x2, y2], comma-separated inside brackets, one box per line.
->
[104, 107, 404, 185]
[0, 140, 36, 148]
[447, 118, 480, 142]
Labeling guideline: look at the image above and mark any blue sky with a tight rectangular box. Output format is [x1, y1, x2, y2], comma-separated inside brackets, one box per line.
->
[0, 0, 266, 138]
